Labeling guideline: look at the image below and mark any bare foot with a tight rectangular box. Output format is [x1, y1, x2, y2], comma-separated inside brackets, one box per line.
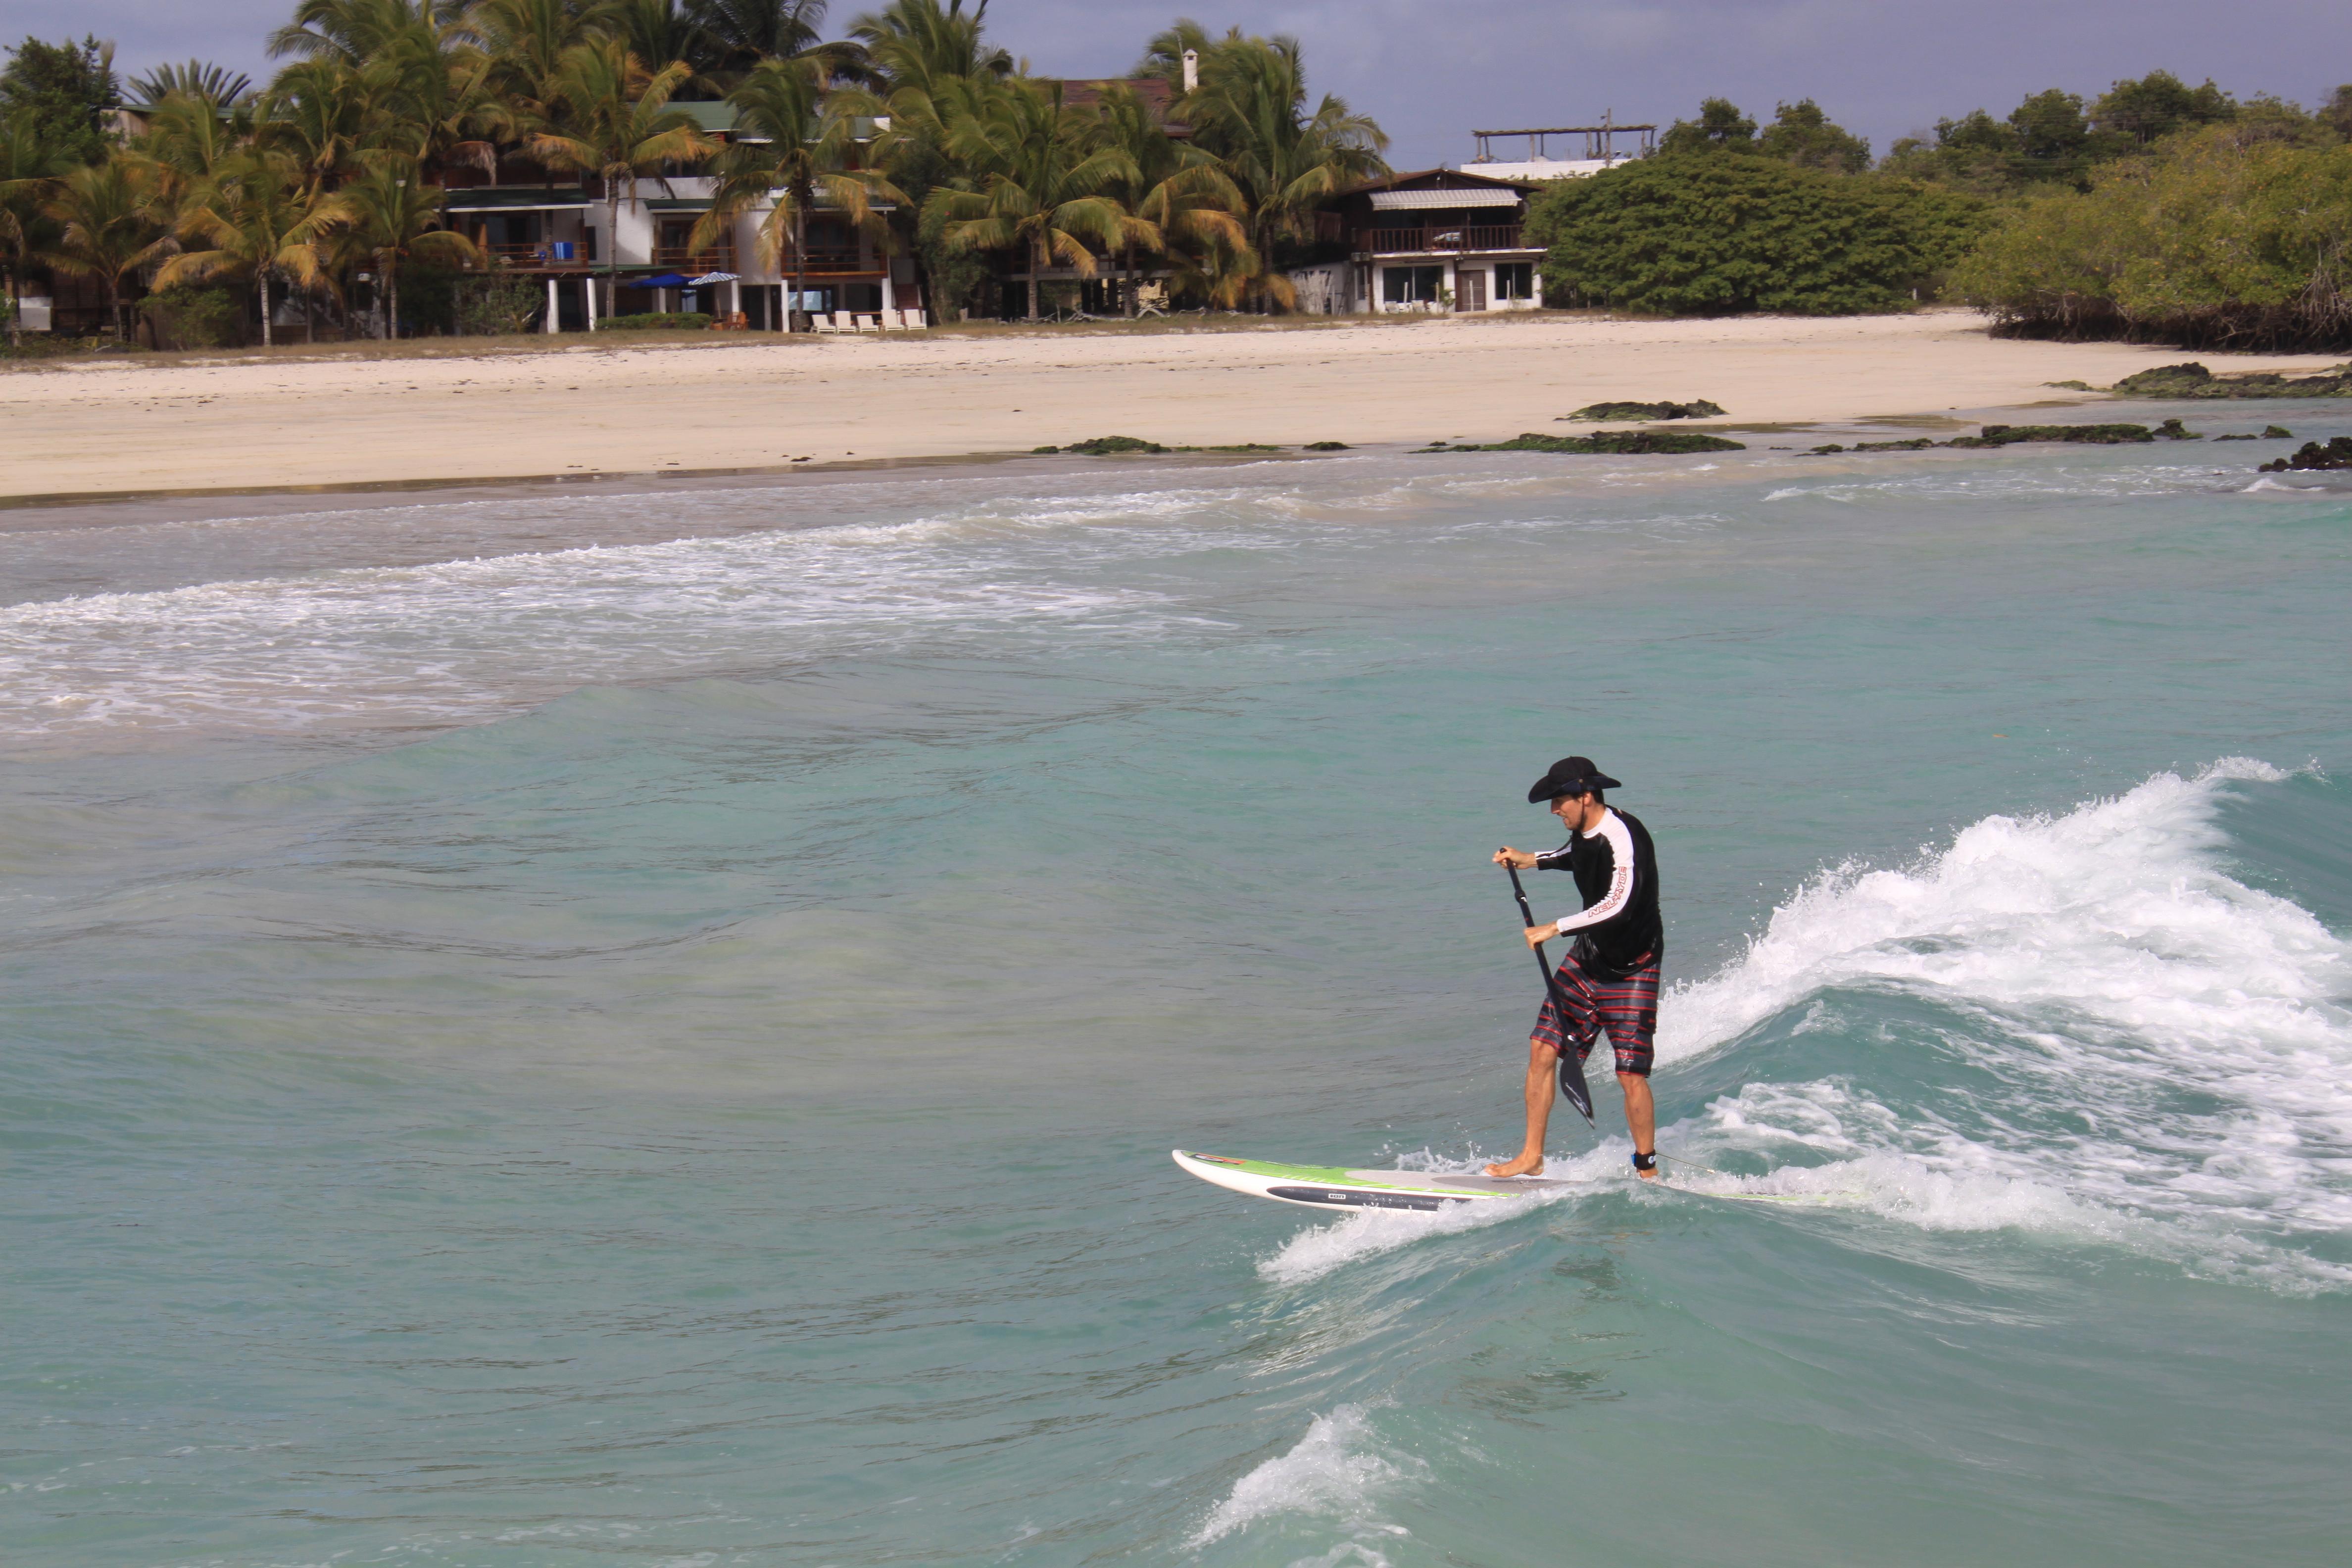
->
[1485, 1151, 1545, 1178]
[1635, 1166, 1659, 1181]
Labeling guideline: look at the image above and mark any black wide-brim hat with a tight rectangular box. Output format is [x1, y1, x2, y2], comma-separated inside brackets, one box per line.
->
[1527, 755, 1623, 802]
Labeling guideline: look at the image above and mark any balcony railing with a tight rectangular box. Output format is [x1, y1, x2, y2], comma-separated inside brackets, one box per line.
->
[780, 249, 873, 276]
[1355, 224, 1526, 254]
[650, 244, 735, 270]
[478, 242, 585, 265]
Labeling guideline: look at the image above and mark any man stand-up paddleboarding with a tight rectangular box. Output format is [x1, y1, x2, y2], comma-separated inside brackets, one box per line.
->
[1487, 757, 1664, 1181]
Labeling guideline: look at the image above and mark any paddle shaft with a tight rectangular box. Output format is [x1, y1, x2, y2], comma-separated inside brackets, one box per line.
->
[1505, 859, 1597, 1127]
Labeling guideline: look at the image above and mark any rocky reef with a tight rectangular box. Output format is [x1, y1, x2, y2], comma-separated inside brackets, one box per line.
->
[1562, 399, 1728, 422]
[2108, 362, 2352, 398]
[2258, 437, 2352, 471]
[1429, 430, 1746, 455]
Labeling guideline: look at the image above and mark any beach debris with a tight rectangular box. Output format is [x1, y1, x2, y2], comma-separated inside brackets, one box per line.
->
[1561, 399, 1727, 422]
[2259, 436, 2352, 472]
[2107, 361, 2352, 398]
[1424, 430, 1746, 455]
[1035, 435, 1170, 455]
[1303, 441, 1351, 451]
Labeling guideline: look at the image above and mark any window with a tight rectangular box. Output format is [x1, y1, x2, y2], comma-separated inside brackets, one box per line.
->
[1381, 265, 1444, 304]
[1494, 262, 1535, 301]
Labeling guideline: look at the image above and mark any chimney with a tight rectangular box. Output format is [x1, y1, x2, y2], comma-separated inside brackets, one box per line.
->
[1181, 49, 1198, 93]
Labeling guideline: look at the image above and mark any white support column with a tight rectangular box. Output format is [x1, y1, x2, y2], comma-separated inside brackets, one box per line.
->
[728, 278, 739, 323]
[880, 269, 895, 324]
[544, 276, 558, 333]
[585, 275, 597, 331]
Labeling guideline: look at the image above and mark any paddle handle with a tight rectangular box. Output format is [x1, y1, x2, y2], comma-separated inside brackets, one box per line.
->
[1505, 858, 1596, 1126]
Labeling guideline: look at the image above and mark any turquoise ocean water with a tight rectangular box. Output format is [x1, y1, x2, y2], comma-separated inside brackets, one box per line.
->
[5, 416, 2350, 1566]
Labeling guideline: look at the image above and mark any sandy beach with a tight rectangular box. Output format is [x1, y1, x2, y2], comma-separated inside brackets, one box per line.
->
[4, 309, 2340, 503]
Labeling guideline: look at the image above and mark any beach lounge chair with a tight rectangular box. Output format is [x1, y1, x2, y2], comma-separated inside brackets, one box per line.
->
[812, 312, 846, 335]
[853, 314, 881, 334]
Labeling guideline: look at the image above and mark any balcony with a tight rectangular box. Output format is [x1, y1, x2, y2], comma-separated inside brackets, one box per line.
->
[649, 244, 736, 271]
[477, 242, 587, 267]
[1355, 224, 1527, 255]
[780, 249, 875, 276]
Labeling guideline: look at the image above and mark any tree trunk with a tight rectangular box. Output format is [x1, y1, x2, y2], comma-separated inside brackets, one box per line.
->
[1027, 233, 1045, 321]
[611, 181, 625, 298]
[388, 258, 400, 341]
[1124, 243, 1138, 318]
[5, 271, 19, 348]
[111, 274, 126, 340]
[259, 269, 273, 349]
[791, 202, 807, 333]
[305, 283, 315, 344]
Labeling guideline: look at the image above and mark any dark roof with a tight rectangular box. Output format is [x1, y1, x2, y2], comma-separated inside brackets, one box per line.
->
[1037, 75, 1190, 137]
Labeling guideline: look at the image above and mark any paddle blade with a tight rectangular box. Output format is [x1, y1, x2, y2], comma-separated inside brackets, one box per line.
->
[1557, 1053, 1595, 1123]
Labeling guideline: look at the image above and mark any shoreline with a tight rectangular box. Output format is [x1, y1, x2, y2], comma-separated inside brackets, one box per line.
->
[9, 309, 2346, 505]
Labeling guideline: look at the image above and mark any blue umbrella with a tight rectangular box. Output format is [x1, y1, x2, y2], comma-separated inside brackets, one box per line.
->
[636, 272, 690, 288]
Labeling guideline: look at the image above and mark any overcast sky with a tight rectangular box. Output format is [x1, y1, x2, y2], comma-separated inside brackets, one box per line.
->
[11, 0, 2350, 168]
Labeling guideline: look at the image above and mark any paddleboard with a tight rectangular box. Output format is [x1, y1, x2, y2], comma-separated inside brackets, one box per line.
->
[1172, 1149, 1851, 1212]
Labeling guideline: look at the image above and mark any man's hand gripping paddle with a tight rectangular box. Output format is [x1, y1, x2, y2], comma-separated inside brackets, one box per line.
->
[1504, 860, 1597, 1127]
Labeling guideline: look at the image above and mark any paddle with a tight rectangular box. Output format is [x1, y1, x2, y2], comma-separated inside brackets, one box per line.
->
[1504, 860, 1597, 1127]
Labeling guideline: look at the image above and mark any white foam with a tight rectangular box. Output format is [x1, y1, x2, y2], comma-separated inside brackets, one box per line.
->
[1658, 759, 2352, 1288]
[1189, 1403, 1419, 1550]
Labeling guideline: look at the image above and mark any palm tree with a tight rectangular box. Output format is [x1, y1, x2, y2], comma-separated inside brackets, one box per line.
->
[610, 0, 720, 83]
[1093, 82, 1247, 315]
[526, 38, 714, 319]
[329, 152, 481, 335]
[0, 109, 67, 345]
[1177, 33, 1385, 310]
[925, 80, 1138, 321]
[692, 0, 837, 82]
[157, 153, 344, 348]
[268, 0, 467, 68]
[42, 160, 170, 339]
[696, 52, 898, 329]
[849, 0, 1006, 98]
[129, 61, 257, 108]
[468, 0, 612, 130]
[258, 58, 378, 199]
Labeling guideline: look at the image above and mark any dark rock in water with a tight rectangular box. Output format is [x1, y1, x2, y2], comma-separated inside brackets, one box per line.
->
[2258, 437, 2352, 472]
[1948, 423, 2160, 446]
[1303, 441, 1350, 451]
[2110, 361, 2352, 399]
[1440, 429, 1746, 455]
[2044, 379, 2096, 391]
[1562, 399, 1728, 422]
[1045, 436, 1170, 455]
[2214, 433, 2255, 441]
[2155, 418, 2198, 440]
[2264, 425, 2294, 438]
[2109, 363, 2216, 396]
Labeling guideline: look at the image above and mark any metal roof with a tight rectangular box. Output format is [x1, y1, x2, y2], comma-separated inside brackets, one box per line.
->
[1369, 188, 1523, 210]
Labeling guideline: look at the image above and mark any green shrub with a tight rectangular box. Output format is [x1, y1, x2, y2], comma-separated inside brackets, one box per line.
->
[142, 283, 242, 348]
[1527, 156, 1986, 316]
[596, 311, 713, 331]
[1952, 128, 2352, 349]
[456, 272, 544, 336]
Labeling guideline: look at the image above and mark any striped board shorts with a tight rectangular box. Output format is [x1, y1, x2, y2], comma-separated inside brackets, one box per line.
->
[1530, 949, 1661, 1077]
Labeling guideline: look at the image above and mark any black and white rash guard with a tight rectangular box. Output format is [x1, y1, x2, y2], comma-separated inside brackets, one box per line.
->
[1533, 806, 1662, 981]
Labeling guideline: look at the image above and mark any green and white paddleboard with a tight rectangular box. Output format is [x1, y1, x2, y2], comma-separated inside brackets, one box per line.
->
[1172, 1149, 1850, 1212]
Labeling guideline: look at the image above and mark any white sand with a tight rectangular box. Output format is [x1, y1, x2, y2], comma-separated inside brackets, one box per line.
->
[4, 310, 2333, 501]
